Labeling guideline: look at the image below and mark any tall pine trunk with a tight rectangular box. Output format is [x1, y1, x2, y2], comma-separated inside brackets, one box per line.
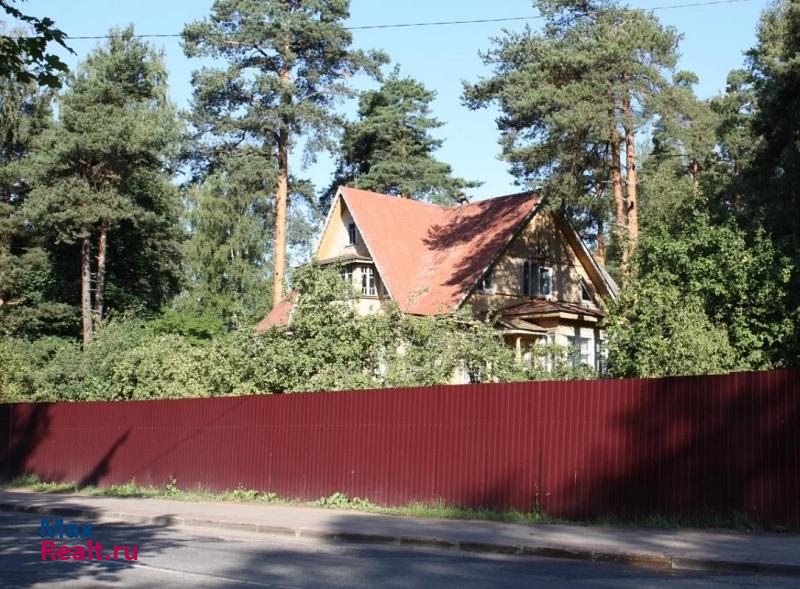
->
[592, 178, 606, 265]
[93, 219, 108, 330]
[622, 95, 639, 253]
[595, 220, 606, 265]
[81, 236, 93, 349]
[273, 127, 288, 306]
[609, 132, 626, 261]
[271, 47, 292, 307]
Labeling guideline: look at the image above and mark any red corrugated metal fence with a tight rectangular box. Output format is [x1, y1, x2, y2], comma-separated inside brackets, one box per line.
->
[1, 369, 798, 528]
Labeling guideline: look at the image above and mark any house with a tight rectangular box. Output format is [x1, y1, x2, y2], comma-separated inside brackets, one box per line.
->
[256, 186, 618, 372]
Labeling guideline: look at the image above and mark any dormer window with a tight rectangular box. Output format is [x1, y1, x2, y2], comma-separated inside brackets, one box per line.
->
[478, 268, 495, 294]
[523, 261, 552, 298]
[347, 222, 358, 245]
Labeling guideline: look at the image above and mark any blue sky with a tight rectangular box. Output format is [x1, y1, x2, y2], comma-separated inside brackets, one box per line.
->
[18, 0, 768, 200]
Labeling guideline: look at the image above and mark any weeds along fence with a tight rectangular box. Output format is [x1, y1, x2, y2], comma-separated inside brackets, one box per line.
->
[1, 369, 798, 528]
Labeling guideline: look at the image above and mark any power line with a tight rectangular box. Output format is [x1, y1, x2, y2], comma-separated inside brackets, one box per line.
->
[58, 0, 754, 41]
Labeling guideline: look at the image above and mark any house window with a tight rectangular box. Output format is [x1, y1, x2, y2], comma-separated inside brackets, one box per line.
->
[581, 281, 592, 305]
[539, 266, 552, 297]
[478, 268, 494, 294]
[523, 261, 552, 298]
[361, 266, 376, 296]
[595, 337, 607, 374]
[566, 335, 591, 368]
[347, 222, 358, 245]
[339, 267, 353, 285]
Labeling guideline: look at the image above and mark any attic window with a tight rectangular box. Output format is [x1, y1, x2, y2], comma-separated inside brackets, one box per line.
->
[347, 222, 358, 245]
[523, 261, 552, 298]
[478, 268, 495, 294]
[581, 281, 592, 305]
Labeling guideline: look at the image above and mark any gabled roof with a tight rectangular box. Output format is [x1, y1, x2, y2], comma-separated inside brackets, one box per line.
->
[339, 187, 541, 315]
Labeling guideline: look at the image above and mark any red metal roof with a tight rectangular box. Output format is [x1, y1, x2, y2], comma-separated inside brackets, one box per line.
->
[254, 296, 294, 332]
[340, 187, 540, 315]
[255, 189, 541, 329]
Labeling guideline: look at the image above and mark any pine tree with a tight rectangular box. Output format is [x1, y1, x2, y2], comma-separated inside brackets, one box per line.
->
[183, 0, 387, 306]
[463, 0, 680, 267]
[742, 0, 800, 361]
[652, 71, 719, 197]
[22, 27, 183, 347]
[325, 69, 479, 206]
[0, 67, 74, 337]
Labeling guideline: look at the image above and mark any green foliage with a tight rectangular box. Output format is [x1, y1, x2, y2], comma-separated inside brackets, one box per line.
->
[147, 308, 225, 344]
[0, 323, 211, 402]
[463, 0, 681, 250]
[741, 0, 800, 362]
[606, 203, 791, 376]
[182, 0, 387, 164]
[606, 281, 738, 378]
[326, 68, 479, 206]
[20, 27, 184, 329]
[0, 2, 71, 88]
[182, 0, 380, 311]
[0, 67, 75, 338]
[0, 337, 35, 402]
[181, 154, 275, 329]
[1, 265, 593, 402]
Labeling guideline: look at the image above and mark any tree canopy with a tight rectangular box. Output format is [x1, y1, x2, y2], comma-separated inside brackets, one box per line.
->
[182, 0, 388, 306]
[326, 68, 479, 206]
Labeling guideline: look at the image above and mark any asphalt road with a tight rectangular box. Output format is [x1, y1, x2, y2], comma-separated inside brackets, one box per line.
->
[0, 511, 795, 588]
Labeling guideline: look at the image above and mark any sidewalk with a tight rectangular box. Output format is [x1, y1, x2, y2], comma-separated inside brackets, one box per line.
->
[2, 489, 798, 576]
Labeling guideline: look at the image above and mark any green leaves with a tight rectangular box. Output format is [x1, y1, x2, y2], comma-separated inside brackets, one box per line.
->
[605, 281, 738, 378]
[0, 1, 72, 89]
[606, 206, 793, 376]
[19, 27, 184, 322]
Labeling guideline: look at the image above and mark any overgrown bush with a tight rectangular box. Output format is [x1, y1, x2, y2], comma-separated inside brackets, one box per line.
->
[0, 264, 594, 402]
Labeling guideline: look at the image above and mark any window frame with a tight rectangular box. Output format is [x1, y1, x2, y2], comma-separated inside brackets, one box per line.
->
[538, 265, 553, 298]
[523, 260, 553, 299]
[347, 222, 358, 246]
[361, 266, 377, 296]
[478, 267, 495, 294]
[566, 335, 591, 368]
[580, 280, 593, 305]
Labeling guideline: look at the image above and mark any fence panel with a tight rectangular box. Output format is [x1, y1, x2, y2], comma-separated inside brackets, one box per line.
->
[2, 369, 798, 528]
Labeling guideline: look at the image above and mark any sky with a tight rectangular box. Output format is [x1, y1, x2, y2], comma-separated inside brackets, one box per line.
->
[17, 0, 769, 201]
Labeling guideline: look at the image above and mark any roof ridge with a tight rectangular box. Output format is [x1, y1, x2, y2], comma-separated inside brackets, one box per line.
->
[340, 186, 538, 212]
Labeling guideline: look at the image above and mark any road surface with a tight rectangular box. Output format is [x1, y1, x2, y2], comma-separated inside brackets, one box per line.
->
[0, 511, 793, 588]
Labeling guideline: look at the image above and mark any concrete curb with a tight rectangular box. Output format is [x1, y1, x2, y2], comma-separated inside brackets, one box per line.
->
[2, 500, 797, 577]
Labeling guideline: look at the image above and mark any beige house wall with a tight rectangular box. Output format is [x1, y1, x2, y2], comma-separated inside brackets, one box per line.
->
[317, 199, 389, 315]
[466, 211, 603, 312]
[317, 197, 372, 260]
